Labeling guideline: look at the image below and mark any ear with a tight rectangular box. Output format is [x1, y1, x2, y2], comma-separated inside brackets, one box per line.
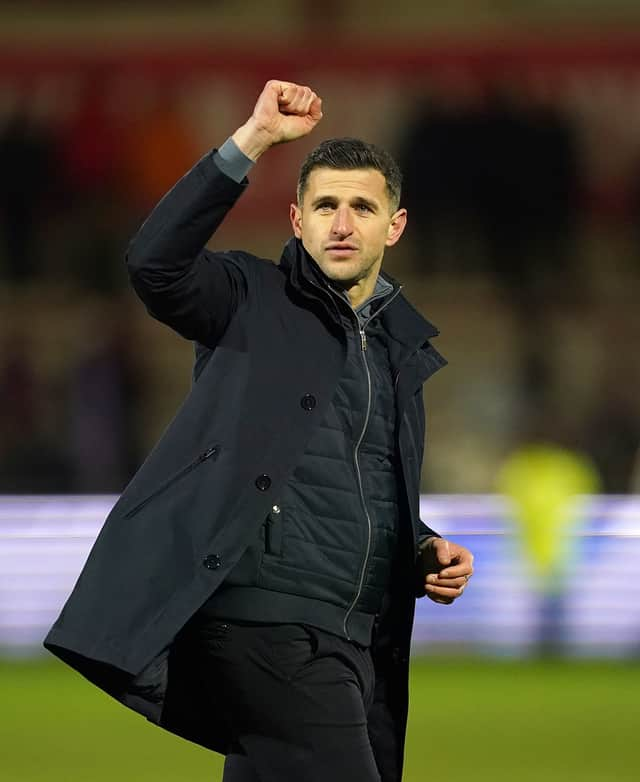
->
[385, 208, 407, 247]
[290, 203, 303, 238]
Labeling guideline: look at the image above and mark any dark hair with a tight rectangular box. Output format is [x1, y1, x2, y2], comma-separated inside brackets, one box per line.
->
[297, 137, 402, 212]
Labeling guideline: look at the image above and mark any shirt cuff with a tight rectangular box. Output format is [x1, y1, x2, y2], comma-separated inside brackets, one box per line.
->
[213, 137, 255, 183]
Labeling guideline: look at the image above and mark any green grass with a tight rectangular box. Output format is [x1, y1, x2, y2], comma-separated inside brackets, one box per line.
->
[2, 656, 639, 781]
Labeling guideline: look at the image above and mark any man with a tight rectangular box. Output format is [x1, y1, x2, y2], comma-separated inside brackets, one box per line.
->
[45, 80, 474, 781]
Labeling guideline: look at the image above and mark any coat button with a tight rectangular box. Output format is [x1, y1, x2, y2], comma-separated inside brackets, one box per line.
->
[301, 394, 316, 411]
[203, 554, 222, 570]
[255, 474, 271, 491]
[271, 504, 281, 514]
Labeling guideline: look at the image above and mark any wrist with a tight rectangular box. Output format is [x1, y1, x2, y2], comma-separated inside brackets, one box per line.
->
[231, 119, 273, 162]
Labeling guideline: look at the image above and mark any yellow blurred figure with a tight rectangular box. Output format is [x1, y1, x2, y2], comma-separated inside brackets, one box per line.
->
[498, 444, 600, 582]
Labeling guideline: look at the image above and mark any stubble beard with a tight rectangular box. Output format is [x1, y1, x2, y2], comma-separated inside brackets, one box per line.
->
[320, 250, 381, 291]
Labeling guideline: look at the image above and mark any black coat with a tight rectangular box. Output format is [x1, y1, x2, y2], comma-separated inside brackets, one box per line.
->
[44, 153, 447, 777]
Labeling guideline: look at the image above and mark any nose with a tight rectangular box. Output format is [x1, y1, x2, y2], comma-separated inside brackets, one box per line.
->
[330, 206, 353, 239]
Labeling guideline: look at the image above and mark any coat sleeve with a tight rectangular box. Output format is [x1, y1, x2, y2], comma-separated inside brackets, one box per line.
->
[415, 521, 441, 598]
[414, 392, 440, 545]
[417, 519, 440, 544]
[125, 150, 251, 348]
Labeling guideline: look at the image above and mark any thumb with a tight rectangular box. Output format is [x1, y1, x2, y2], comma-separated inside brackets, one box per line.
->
[435, 539, 452, 566]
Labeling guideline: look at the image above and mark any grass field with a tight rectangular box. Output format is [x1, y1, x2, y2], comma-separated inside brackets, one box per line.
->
[2, 656, 639, 781]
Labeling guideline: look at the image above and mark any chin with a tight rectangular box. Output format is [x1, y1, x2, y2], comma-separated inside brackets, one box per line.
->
[325, 264, 353, 276]
[322, 258, 358, 276]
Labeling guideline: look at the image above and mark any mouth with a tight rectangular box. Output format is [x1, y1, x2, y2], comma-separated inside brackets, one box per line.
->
[326, 243, 358, 257]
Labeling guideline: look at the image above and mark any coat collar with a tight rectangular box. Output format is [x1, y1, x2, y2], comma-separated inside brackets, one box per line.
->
[278, 237, 440, 349]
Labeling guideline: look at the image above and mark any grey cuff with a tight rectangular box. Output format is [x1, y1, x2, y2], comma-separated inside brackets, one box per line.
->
[213, 137, 255, 183]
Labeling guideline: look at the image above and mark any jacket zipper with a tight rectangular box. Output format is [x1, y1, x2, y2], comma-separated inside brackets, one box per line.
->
[342, 286, 402, 638]
[303, 271, 403, 638]
[123, 445, 219, 519]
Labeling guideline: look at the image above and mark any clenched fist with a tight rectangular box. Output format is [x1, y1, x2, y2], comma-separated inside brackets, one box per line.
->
[232, 80, 323, 161]
[420, 537, 474, 605]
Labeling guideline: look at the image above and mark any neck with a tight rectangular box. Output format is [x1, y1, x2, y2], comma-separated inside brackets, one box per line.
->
[344, 276, 377, 309]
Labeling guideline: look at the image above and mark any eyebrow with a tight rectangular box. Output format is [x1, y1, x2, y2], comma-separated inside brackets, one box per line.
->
[310, 195, 380, 212]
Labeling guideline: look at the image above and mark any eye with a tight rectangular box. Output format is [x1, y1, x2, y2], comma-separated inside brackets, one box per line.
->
[316, 201, 334, 211]
[355, 203, 373, 213]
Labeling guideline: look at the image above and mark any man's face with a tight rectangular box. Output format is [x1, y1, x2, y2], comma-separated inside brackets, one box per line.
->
[289, 167, 407, 292]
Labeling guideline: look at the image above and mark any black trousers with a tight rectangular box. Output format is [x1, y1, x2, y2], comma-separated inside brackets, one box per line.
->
[185, 615, 393, 781]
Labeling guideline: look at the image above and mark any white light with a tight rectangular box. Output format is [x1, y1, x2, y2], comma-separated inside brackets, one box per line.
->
[1, 494, 639, 657]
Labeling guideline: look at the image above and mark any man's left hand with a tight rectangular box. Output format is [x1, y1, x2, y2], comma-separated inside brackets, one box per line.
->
[422, 538, 474, 605]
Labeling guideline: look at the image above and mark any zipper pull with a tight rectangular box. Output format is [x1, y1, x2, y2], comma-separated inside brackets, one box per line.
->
[200, 446, 218, 461]
[360, 329, 367, 351]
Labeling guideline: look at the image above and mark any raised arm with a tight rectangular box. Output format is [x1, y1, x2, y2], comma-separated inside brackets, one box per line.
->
[126, 80, 322, 347]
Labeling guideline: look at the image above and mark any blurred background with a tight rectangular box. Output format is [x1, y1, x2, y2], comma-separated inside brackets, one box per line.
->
[1, 2, 639, 781]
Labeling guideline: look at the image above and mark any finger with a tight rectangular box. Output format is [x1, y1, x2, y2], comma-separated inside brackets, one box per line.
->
[277, 83, 299, 111]
[300, 90, 320, 118]
[275, 82, 297, 108]
[425, 583, 465, 600]
[279, 85, 311, 115]
[432, 539, 452, 567]
[293, 87, 319, 117]
[297, 87, 315, 115]
[438, 563, 474, 579]
[425, 574, 468, 589]
[439, 545, 473, 578]
[265, 79, 294, 105]
[426, 582, 465, 596]
[309, 94, 323, 121]
[299, 88, 319, 118]
[272, 80, 297, 98]
[427, 592, 455, 605]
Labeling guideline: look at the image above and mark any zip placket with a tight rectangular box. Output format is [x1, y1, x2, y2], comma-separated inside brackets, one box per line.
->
[304, 270, 403, 638]
[341, 286, 402, 638]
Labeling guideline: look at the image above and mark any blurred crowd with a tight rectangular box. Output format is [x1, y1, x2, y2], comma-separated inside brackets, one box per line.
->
[397, 80, 640, 494]
[0, 72, 203, 492]
[0, 74, 201, 288]
[1, 68, 640, 494]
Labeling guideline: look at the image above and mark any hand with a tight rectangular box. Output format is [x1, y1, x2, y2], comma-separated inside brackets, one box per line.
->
[232, 80, 323, 161]
[421, 537, 474, 605]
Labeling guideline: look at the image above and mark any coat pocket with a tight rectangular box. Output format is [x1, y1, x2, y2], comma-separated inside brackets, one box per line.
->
[123, 445, 220, 519]
[263, 503, 283, 557]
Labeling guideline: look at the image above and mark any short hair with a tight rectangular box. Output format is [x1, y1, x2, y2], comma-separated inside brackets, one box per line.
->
[297, 137, 402, 212]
